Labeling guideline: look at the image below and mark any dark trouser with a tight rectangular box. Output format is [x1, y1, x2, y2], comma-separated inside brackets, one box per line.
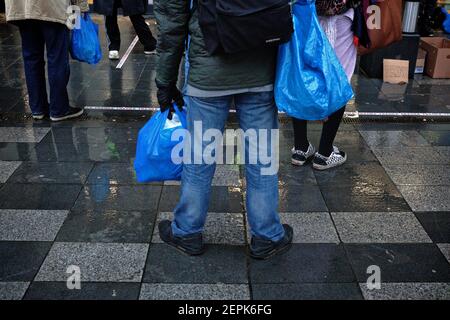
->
[105, 0, 155, 51]
[18, 20, 70, 117]
[418, 0, 437, 35]
[292, 106, 346, 157]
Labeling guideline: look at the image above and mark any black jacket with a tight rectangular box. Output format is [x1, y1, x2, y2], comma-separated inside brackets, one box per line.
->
[94, 0, 148, 17]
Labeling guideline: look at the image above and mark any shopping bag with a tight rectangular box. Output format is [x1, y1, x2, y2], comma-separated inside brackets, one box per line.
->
[70, 13, 102, 65]
[134, 107, 187, 183]
[275, 0, 354, 121]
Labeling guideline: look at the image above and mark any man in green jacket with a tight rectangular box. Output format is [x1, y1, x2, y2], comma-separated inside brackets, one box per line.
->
[155, 0, 293, 260]
[5, 0, 89, 121]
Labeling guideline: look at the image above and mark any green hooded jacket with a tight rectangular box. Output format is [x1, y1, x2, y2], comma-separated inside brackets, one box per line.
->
[154, 0, 277, 91]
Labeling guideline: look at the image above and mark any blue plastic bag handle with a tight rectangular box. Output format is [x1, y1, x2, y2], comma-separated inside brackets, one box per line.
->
[172, 103, 187, 129]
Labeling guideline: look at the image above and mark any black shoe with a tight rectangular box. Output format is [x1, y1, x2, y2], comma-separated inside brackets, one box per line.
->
[158, 220, 205, 256]
[312, 146, 347, 171]
[144, 39, 157, 55]
[291, 143, 316, 166]
[32, 113, 48, 120]
[50, 107, 84, 122]
[249, 224, 293, 260]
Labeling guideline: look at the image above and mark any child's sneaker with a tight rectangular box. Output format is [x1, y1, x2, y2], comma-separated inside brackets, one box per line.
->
[313, 146, 347, 171]
[291, 143, 316, 166]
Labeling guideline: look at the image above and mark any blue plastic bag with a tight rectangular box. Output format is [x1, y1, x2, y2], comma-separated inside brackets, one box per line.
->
[134, 107, 187, 183]
[70, 13, 102, 65]
[443, 7, 450, 34]
[275, 0, 354, 121]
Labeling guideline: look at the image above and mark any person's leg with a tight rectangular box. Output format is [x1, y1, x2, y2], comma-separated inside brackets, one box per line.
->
[291, 118, 316, 166]
[235, 91, 285, 242]
[105, 1, 121, 51]
[41, 21, 70, 117]
[129, 14, 157, 51]
[292, 118, 309, 151]
[318, 106, 346, 157]
[18, 21, 49, 117]
[171, 95, 231, 237]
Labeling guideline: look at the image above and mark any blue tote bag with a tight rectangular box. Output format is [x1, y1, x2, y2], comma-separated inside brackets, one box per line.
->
[134, 107, 187, 183]
[70, 13, 102, 65]
[275, 0, 354, 121]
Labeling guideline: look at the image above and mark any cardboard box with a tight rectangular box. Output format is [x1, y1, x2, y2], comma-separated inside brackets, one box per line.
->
[415, 48, 427, 74]
[420, 37, 450, 79]
[383, 59, 409, 84]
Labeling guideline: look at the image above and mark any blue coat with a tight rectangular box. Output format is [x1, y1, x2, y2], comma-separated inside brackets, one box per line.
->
[93, 0, 148, 17]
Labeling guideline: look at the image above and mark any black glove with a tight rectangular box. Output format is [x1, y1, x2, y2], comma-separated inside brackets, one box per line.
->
[171, 86, 185, 110]
[156, 82, 184, 113]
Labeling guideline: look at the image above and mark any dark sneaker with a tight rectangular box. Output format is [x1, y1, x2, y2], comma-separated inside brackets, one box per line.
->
[313, 146, 347, 171]
[249, 224, 293, 260]
[158, 220, 205, 256]
[50, 107, 84, 122]
[291, 143, 316, 166]
[32, 113, 47, 120]
[144, 40, 157, 55]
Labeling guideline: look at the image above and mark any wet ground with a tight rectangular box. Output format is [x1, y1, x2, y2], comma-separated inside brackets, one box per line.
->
[0, 16, 449, 300]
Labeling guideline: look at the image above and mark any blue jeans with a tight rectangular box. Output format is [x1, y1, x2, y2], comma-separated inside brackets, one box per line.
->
[172, 91, 285, 242]
[18, 20, 70, 117]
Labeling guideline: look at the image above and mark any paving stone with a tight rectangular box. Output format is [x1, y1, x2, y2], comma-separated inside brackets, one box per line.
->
[8, 161, 94, 184]
[279, 185, 328, 212]
[397, 186, 450, 212]
[24, 282, 140, 300]
[314, 162, 394, 187]
[384, 165, 450, 186]
[72, 185, 162, 212]
[0, 282, 29, 300]
[249, 244, 355, 284]
[56, 209, 156, 243]
[435, 146, 450, 159]
[360, 130, 430, 148]
[277, 165, 317, 187]
[437, 244, 450, 263]
[41, 127, 139, 144]
[140, 283, 250, 300]
[320, 184, 410, 212]
[371, 147, 448, 165]
[35, 242, 149, 282]
[153, 212, 245, 245]
[359, 282, 450, 300]
[419, 131, 450, 146]
[0, 161, 21, 183]
[0, 241, 52, 281]
[28, 142, 136, 162]
[0, 183, 82, 210]
[252, 283, 363, 300]
[332, 212, 431, 243]
[275, 212, 339, 244]
[415, 212, 450, 243]
[345, 244, 450, 283]
[143, 244, 248, 284]
[0, 209, 68, 241]
[86, 162, 143, 185]
[0, 143, 37, 161]
[0, 127, 50, 143]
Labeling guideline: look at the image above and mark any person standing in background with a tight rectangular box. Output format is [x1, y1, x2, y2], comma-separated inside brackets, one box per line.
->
[5, 0, 89, 121]
[291, 0, 359, 170]
[94, 0, 157, 60]
[419, 0, 437, 36]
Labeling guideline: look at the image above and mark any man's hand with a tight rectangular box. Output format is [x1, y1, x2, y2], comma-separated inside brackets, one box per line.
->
[157, 82, 184, 113]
